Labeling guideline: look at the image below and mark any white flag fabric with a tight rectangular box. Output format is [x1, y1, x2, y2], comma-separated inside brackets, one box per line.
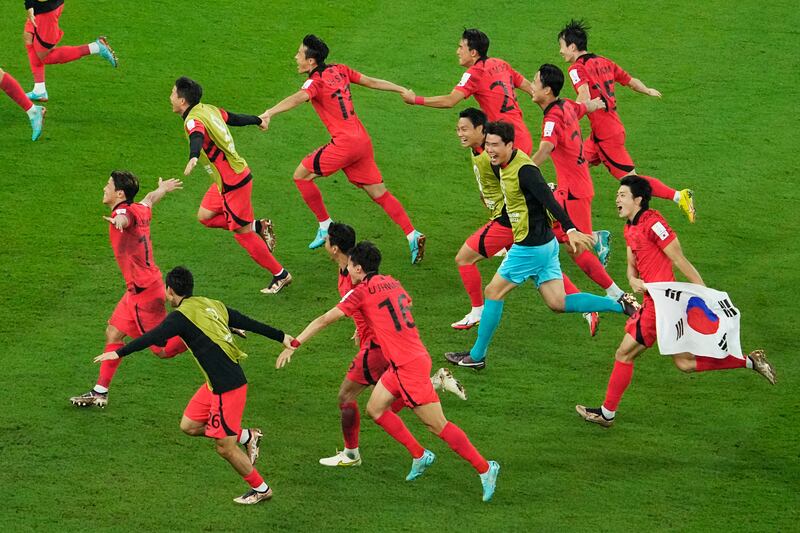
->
[645, 282, 743, 359]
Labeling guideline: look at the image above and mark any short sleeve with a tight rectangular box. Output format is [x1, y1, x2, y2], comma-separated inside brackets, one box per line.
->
[647, 215, 677, 249]
[541, 116, 559, 147]
[185, 117, 206, 136]
[218, 108, 229, 122]
[339, 64, 362, 84]
[510, 66, 524, 88]
[454, 66, 479, 97]
[614, 62, 632, 85]
[336, 285, 366, 317]
[568, 64, 588, 90]
[573, 101, 588, 120]
[301, 77, 319, 99]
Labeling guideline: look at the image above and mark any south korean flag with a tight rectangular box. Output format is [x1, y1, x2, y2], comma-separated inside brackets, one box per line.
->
[646, 282, 743, 359]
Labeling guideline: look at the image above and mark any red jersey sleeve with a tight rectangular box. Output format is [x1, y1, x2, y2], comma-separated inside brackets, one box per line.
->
[339, 64, 362, 84]
[453, 66, 480, 97]
[301, 77, 320, 100]
[218, 108, 229, 122]
[541, 115, 560, 147]
[510, 66, 525, 88]
[337, 284, 366, 317]
[573, 101, 588, 120]
[614, 62, 632, 86]
[184, 117, 206, 136]
[646, 213, 677, 249]
[568, 63, 589, 91]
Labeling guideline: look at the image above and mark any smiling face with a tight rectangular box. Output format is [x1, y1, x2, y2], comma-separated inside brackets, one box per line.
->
[456, 117, 484, 148]
[616, 185, 641, 220]
[530, 71, 551, 105]
[558, 38, 579, 63]
[485, 133, 513, 165]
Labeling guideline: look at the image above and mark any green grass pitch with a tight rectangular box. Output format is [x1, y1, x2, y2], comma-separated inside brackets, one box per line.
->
[1, 1, 798, 530]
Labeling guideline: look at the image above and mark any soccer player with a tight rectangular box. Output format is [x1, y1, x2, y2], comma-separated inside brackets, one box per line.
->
[557, 19, 696, 222]
[319, 222, 466, 467]
[530, 64, 629, 299]
[1, 67, 45, 140]
[403, 28, 535, 156]
[259, 35, 425, 264]
[171, 76, 291, 294]
[452, 107, 599, 335]
[576, 176, 776, 427]
[445, 122, 640, 370]
[23, 0, 117, 102]
[69, 171, 186, 408]
[276, 242, 500, 501]
[93, 266, 294, 504]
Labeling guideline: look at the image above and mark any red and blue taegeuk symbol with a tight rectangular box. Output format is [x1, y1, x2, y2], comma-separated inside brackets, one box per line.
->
[685, 296, 719, 335]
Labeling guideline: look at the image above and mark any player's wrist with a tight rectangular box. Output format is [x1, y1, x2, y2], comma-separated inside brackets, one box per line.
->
[414, 96, 425, 105]
[290, 338, 301, 349]
[566, 227, 577, 234]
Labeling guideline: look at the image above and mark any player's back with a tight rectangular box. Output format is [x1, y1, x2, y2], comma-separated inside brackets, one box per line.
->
[542, 98, 593, 198]
[303, 64, 368, 140]
[569, 54, 631, 136]
[624, 209, 677, 288]
[460, 58, 527, 127]
[109, 201, 162, 289]
[338, 268, 375, 346]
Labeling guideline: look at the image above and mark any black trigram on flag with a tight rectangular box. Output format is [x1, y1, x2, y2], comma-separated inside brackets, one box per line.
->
[718, 333, 728, 351]
[666, 288, 683, 301]
[675, 318, 685, 340]
[718, 298, 738, 318]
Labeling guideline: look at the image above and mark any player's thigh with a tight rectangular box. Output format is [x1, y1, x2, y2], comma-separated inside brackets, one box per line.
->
[338, 378, 368, 404]
[582, 135, 602, 167]
[0, 67, 4, 76]
[464, 220, 512, 261]
[198, 184, 223, 218]
[346, 343, 389, 388]
[29, 8, 64, 55]
[343, 150, 383, 189]
[456, 238, 485, 265]
[366, 378, 400, 419]
[392, 357, 439, 411]
[108, 291, 139, 338]
[182, 384, 213, 431]
[206, 384, 247, 439]
[301, 142, 352, 178]
[538, 277, 567, 312]
[597, 135, 636, 179]
[484, 270, 518, 300]
[623, 300, 657, 353]
[221, 180, 254, 230]
[616, 333, 649, 362]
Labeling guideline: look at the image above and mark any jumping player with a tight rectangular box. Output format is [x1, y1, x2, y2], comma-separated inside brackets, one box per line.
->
[260, 35, 425, 264]
[69, 172, 186, 408]
[276, 242, 500, 502]
[319, 222, 466, 467]
[445, 122, 639, 370]
[23, 0, 117, 102]
[1, 67, 45, 140]
[576, 176, 775, 427]
[403, 28, 535, 156]
[171, 77, 291, 294]
[94, 267, 294, 504]
[557, 19, 696, 222]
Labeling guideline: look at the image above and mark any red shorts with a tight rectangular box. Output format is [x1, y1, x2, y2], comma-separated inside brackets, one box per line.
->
[465, 219, 514, 258]
[346, 341, 390, 386]
[183, 383, 247, 439]
[25, 5, 65, 53]
[551, 189, 593, 242]
[379, 356, 439, 409]
[109, 282, 167, 339]
[583, 133, 636, 179]
[200, 177, 254, 230]
[301, 137, 383, 187]
[625, 297, 657, 348]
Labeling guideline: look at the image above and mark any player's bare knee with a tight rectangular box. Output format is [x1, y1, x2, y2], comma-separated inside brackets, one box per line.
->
[673, 356, 695, 373]
[23, 32, 33, 45]
[614, 348, 635, 363]
[105, 325, 125, 343]
[366, 403, 385, 421]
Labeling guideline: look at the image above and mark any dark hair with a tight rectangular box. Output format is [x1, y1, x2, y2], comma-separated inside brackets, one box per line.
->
[484, 121, 515, 144]
[620, 175, 652, 210]
[166, 266, 194, 297]
[302, 34, 329, 66]
[538, 64, 564, 97]
[348, 241, 381, 275]
[110, 170, 139, 202]
[461, 28, 489, 59]
[174, 76, 202, 106]
[558, 19, 589, 51]
[328, 222, 356, 253]
[458, 107, 487, 129]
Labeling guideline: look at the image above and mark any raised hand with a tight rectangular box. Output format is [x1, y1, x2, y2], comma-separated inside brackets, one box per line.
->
[566, 229, 596, 254]
[158, 177, 183, 192]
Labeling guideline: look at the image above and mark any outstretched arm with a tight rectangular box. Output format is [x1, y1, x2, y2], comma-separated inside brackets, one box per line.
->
[262, 90, 310, 119]
[140, 178, 183, 208]
[275, 307, 346, 368]
[355, 75, 406, 93]
[663, 238, 704, 285]
[627, 77, 661, 98]
[224, 111, 266, 128]
[402, 88, 466, 108]
[227, 307, 293, 348]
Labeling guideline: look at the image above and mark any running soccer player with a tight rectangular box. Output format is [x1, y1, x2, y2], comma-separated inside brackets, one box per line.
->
[319, 223, 466, 467]
[445, 122, 640, 370]
[23, 0, 117, 102]
[575, 176, 776, 427]
[531, 64, 629, 298]
[403, 28, 535, 156]
[93, 267, 293, 504]
[276, 242, 499, 501]
[557, 19, 696, 222]
[0, 67, 45, 140]
[260, 35, 425, 264]
[171, 77, 291, 294]
[451, 107, 599, 335]
[69, 171, 186, 408]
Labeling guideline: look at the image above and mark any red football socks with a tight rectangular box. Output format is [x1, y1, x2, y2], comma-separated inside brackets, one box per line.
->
[603, 360, 634, 411]
[243, 468, 265, 489]
[695, 355, 747, 372]
[573, 250, 613, 290]
[374, 410, 424, 459]
[1, 73, 33, 111]
[25, 45, 45, 83]
[44, 45, 91, 64]
[294, 179, 330, 222]
[458, 264, 483, 307]
[234, 232, 283, 275]
[97, 343, 124, 388]
[562, 273, 579, 295]
[372, 191, 414, 235]
[340, 401, 360, 449]
[638, 175, 677, 201]
[199, 214, 228, 229]
[437, 422, 489, 473]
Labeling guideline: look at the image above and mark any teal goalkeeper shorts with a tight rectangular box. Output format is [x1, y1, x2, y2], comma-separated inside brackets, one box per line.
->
[497, 238, 562, 287]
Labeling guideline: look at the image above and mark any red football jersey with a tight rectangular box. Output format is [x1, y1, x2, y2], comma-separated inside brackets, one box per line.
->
[624, 209, 677, 302]
[541, 98, 594, 199]
[109, 202, 162, 290]
[302, 64, 369, 141]
[567, 54, 632, 139]
[338, 268, 375, 347]
[184, 108, 250, 187]
[337, 274, 429, 366]
[454, 57, 532, 146]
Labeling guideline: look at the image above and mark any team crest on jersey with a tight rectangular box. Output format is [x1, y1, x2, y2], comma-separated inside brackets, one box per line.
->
[457, 72, 471, 87]
[569, 69, 581, 85]
[302, 79, 313, 90]
[651, 221, 670, 241]
[543, 121, 556, 137]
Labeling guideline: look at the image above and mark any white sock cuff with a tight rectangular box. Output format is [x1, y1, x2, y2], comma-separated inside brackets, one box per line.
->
[88, 42, 100, 55]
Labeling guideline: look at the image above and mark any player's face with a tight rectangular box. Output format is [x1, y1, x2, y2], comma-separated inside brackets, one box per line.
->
[457, 39, 476, 67]
[559, 38, 577, 63]
[485, 134, 513, 165]
[296, 45, 313, 73]
[616, 185, 639, 220]
[347, 258, 366, 284]
[456, 118, 483, 148]
[323, 235, 336, 259]
[169, 86, 184, 113]
[102, 177, 120, 205]
[530, 71, 547, 104]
